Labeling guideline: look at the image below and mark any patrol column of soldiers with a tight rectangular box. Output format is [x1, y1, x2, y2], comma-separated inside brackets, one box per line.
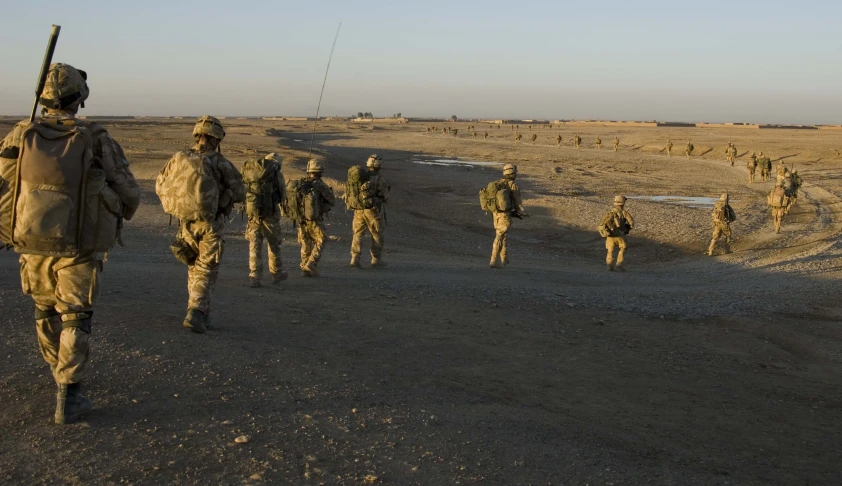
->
[243, 153, 288, 288]
[296, 159, 336, 277]
[488, 164, 527, 269]
[747, 152, 758, 183]
[0, 64, 140, 424]
[350, 155, 390, 268]
[599, 196, 634, 271]
[708, 194, 736, 256]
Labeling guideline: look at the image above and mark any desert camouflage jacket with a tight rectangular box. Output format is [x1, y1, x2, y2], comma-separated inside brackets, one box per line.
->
[368, 171, 390, 208]
[191, 144, 246, 218]
[499, 178, 525, 213]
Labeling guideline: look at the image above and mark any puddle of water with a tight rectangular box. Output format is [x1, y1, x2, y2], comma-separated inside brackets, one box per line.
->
[628, 195, 720, 209]
[293, 139, 304, 142]
[411, 155, 504, 168]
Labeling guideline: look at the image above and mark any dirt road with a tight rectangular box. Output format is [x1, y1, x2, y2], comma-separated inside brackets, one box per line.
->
[1, 119, 840, 484]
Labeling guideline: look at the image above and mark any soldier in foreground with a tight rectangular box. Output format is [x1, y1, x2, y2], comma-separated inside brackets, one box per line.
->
[747, 152, 758, 183]
[156, 116, 245, 334]
[598, 196, 634, 271]
[768, 180, 788, 234]
[666, 139, 673, 157]
[0, 64, 140, 423]
[707, 194, 736, 256]
[350, 155, 390, 268]
[613, 136, 619, 152]
[291, 159, 335, 276]
[481, 164, 526, 269]
[242, 153, 288, 288]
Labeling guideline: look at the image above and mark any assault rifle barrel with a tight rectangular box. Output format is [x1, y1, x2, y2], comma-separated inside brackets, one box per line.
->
[30, 25, 61, 123]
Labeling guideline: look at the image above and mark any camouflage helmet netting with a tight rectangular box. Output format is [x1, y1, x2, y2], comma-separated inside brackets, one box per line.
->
[614, 195, 627, 205]
[193, 115, 226, 141]
[40, 63, 89, 110]
[366, 154, 382, 168]
[307, 159, 324, 173]
[503, 163, 517, 175]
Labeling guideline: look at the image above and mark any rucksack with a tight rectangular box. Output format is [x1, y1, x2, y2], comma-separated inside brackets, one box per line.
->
[688, 143, 694, 152]
[478, 180, 511, 213]
[0, 121, 123, 255]
[768, 187, 787, 207]
[156, 151, 219, 222]
[285, 178, 322, 221]
[344, 165, 374, 210]
[599, 209, 630, 237]
[713, 203, 728, 222]
[242, 157, 282, 219]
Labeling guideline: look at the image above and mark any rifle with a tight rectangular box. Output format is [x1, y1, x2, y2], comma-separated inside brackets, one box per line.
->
[31, 25, 61, 123]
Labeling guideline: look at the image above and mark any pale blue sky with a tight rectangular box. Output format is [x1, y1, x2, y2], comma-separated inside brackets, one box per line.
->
[1, 0, 840, 123]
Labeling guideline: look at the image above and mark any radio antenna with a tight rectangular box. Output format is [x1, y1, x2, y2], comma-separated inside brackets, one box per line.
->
[309, 22, 342, 157]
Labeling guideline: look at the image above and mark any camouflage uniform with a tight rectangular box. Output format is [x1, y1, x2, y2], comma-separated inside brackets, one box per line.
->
[600, 196, 634, 271]
[708, 194, 736, 256]
[595, 136, 602, 149]
[685, 142, 694, 159]
[613, 137, 619, 152]
[730, 144, 737, 166]
[758, 153, 770, 181]
[747, 153, 758, 183]
[776, 160, 789, 180]
[489, 164, 525, 269]
[351, 155, 390, 267]
[244, 153, 287, 286]
[297, 160, 335, 276]
[177, 117, 245, 331]
[574, 135, 581, 149]
[531, 133, 537, 143]
[484, 131, 489, 140]
[515, 132, 522, 144]
[768, 182, 788, 233]
[556, 134, 562, 146]
[666, 140, 673, 157]
[787, 170, 802, 213]
[1, 64, 140, 424]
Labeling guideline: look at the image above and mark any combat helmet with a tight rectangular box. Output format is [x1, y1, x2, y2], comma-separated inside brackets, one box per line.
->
[39, 63, 89, 110]
[193, 115, 225, 141]
[265, 152, 282, 164]
[307, 158, 324, 173]
[503, 164, 517, 176]
[720, 193, 729, 202]
[366, 154, 382, 169]
[614, 195, 627, 206]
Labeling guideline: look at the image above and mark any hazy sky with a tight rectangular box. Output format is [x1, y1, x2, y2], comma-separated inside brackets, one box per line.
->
[1, 1, 840, 124]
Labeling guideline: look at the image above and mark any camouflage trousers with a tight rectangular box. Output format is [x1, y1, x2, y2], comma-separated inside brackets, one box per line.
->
[771, 207, 785, 233]
[605, 237, 627, 266]
[351, 209, 384, 260]
[246, 217, 283, 279]
[760, 168, 770, 181]
[19, 253, 99, 385]
[297, 220, 326, 269]
[181, 219, 225, 314]
[490, 212, 511, 265]
[708, 222, 732, 255]
[748, 168, 756, 183]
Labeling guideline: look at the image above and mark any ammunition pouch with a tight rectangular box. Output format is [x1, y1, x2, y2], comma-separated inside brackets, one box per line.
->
[170, 237, 198, 266]
[34, 307, 60, 320]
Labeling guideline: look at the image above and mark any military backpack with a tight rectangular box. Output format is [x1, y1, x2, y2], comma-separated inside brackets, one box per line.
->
[0, 120, 123, 255]
[156, 150, 219, 222]
[285, 178, 322, 221]
[768, 187, 787, 207]
[343, 165, 374, 210]
[242, 157, 283, 219]
[478, 180, 512, 213]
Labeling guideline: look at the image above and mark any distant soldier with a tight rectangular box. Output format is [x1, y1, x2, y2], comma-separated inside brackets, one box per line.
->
[484, 164, 526, 268]
[724, 143, 733, 164]
[757, 152, 769, 181]
[531, 133, 537, 143]
[666, 139, 673, 157]
[776, 159, 788, 179]
[613, 137, 619, 152]
[787, 169, 802, 213]
[441, 128, 446, 136]
[472, 131, 477, 138]
[574, 133, 582, 149]
[556, 134, 562, 146]
[707, 193, 736, 256]
[453, 128, 458, 136]
[484, 131, 489, 140]
[595, 136, 602, 149]
[350, 155, 390, 268]
[515, 132, 522, 143]
[762, 154, 773, 182]
[729, 144, 737, 166]
[685, 141, 694, 159]
[425, 127, 430, 134]
[158, 116, 246, 335]
[293, 159, 336, 276]
[242, 153, 288, 288]
[768, 180, 788, 234]
[747, 152, 758, 183]
[598, 196, 634, 271]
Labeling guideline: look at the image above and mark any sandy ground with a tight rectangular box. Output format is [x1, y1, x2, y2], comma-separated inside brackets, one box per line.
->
[1, 118, 841, 485]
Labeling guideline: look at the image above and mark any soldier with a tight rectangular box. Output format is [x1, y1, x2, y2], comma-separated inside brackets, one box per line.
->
[472, 131, 477, 138]
[707, 193, 736, 256]
[595, 136, 602, 149]
[531, 133, 537, 143]
[242, 153, 287, 288]
[776, 159, 789, 180]
[0, 64, 140, 423]
[158, 116, 245, 334]
[787, 169, 802, 213]
[730, 143, 738, 166]
[484, 131, 489, 140]
[487, 164, 526, 268]
[598, 196, 634, 271]
[351, 155, 390, 268]
[666, 139, 673, 157]
[685, 141, 694, 159]
[613, 137, 619, 152]
[757, 152, 769, 181]
[515, 132, 522, 144]
[452, 128, 458, 137]
[724, 142, 733, 164]
[556, 134, 562, 146]
[574, 133, 582, 149]
[747, 152, 758, 183]
[768, 180, 788, 234]
[296, 159, 336, 276]
[763, 154, 773, 182]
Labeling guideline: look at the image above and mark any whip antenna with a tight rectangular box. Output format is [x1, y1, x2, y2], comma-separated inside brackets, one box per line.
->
[309, 22, 342, 156]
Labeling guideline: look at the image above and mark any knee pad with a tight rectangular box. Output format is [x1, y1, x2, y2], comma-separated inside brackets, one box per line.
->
[35, 307, 60, 320]
[62, 318, 92, 334]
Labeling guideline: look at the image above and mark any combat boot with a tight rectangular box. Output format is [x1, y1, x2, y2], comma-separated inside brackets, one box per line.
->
[371, 257, 387, 268]
[350, 255, 361, 268]
[489, 259, 504, 269]
[616, 263, 626, 272]
[55, 383, 92, 425]
[182, 308, 207, 334]
[303, 262, 319, 277]
[249, 277, 262, 288]
[607, 263, 615, 271]
[271, 271, 288, 284]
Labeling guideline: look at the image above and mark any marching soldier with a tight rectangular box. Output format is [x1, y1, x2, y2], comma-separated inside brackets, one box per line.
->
[666, 139, 673, 157]
[242, 153, 287, 288]
[595, 136, 602, 149]
[768, 180, 788, 234]
[747, 152, 758, 183]
[351, 155, 390, 268]
[708, 193, 736, 256]
[486, 164, 526, 268]
[613, 137, 619, 152]
[598, 196, 634, 271]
